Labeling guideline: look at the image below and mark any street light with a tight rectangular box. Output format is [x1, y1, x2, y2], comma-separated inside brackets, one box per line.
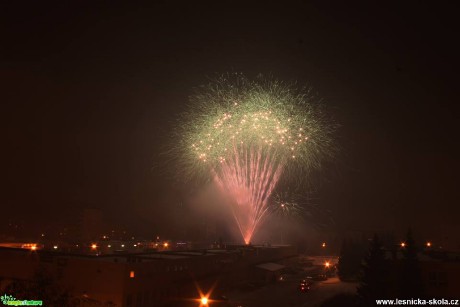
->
[426, 242, 432, 247]
[400, 242, 406, 248]
[200, 296, 208, 306]
[322, 242, 326, 248]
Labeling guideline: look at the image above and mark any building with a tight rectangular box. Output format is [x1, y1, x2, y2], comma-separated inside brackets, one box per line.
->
[0, 245, 296, 306]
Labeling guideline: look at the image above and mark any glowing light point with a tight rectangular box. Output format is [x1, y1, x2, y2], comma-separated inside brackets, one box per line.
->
[200, 297, 208, 306]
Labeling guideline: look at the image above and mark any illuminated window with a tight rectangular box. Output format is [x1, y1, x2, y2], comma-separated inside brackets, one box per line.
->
[130, 271, 135, 278]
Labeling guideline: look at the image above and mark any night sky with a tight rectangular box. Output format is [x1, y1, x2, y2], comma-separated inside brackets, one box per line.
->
[2, 2, 458, 243]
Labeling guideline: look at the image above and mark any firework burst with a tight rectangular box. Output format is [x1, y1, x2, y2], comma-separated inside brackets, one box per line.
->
[270, 190, 335, 230]
[271, 191, 304, 219]
[172, 74, 335, 243]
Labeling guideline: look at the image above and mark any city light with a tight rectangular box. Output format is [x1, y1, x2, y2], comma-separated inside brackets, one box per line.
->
[426, 242, 432, 247]
[194, 281, 217, 307]
[163, 242, 169, 248]
[200, 296, 208, 306]
[325, 261, 330, 268]
[91, 244, 97, 250]
[21, 243, 39, 251]
[400, 242, 406, 248]
[322, 242, 326, 248]
[130, 271, 135, 278]
[53, 245, 58, 250]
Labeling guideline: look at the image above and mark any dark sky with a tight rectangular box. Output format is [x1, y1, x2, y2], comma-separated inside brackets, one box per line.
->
[2, 2, 458, 242]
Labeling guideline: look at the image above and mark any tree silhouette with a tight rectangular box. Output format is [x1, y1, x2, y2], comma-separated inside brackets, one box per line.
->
[338, 239, 365, 281]
[357, 234, 389, 306]
[398, 229, 424, 297]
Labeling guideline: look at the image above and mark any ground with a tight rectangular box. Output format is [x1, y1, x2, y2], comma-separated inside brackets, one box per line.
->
[226, 260, 358, 307]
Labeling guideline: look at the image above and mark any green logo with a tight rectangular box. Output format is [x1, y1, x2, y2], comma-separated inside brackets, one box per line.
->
[1, 294, 43, 306]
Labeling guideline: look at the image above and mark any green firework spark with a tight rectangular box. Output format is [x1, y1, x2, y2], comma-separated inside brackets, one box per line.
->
[172, 74, 335, 182]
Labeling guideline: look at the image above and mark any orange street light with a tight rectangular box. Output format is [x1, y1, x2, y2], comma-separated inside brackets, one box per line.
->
[321, 242, 326, 248]
[200, 296, 208, 306]
[91, 243, 97, 250]
[426, 242, 432, 247]
[400, 242, 406, 248]
[325, 261, 330, 268]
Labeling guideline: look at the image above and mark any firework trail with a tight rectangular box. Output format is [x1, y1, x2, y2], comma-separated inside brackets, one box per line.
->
[173, 74, 334, 244]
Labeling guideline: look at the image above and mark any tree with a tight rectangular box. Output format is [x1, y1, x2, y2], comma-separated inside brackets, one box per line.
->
[357, 234, 389, 306]
[398, 229, 424, 297]
[338, 239, 365, 281]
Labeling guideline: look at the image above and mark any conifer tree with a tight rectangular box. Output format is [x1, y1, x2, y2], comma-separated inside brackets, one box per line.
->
[357, 234, 388, 306]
